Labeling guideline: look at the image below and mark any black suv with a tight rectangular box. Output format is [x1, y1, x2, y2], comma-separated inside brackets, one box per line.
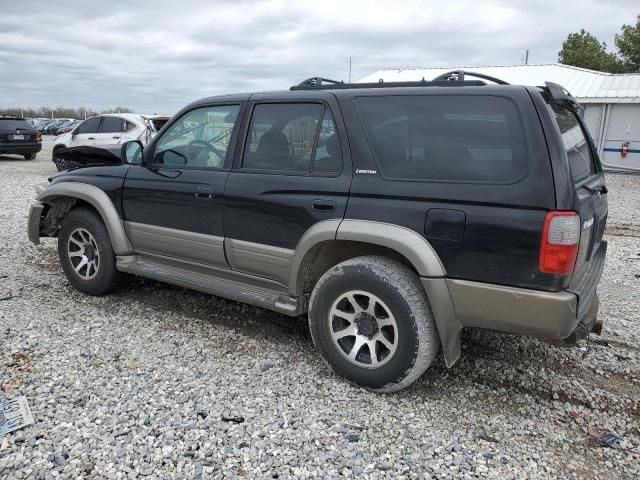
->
[0, 116, 42, 160]
[28, 72, 608, 392]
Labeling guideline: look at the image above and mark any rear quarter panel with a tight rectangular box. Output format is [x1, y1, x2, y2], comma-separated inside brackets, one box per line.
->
[338, 86, 564, 290]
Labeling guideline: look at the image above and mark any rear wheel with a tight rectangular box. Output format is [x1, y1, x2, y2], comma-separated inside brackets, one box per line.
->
[308, 256, 439, 392]
[23, 153, 36, 160]
[58, 208, 122, 295]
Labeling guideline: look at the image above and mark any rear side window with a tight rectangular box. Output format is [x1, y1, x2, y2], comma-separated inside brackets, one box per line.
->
[549, 105, 597, 184]
[242, 103, 341, 174]
[76, 117, 101, 134]
[100, 117, 123, 133]
[354, 95, 529, 183]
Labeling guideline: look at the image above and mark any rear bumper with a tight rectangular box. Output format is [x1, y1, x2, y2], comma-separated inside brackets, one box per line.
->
[444, 279, 598, 340]
[27, 201, 44, 245]
[0, 142, 42, 154]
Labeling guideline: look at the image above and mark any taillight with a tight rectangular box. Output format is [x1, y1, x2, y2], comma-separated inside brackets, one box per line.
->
[539, 211, 580, 275]
[35, 131, 42, 141]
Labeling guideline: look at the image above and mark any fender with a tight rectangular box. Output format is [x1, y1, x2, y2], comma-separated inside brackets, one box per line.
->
[288, 219, 462, 367]
[36, 182, 134, 255]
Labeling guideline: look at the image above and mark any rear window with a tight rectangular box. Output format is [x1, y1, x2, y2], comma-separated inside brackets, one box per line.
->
[549, 104, 597, 184]
[353, 95, 529, 183]
[100, 117, 123, 133]
[0, 118, 32, 130]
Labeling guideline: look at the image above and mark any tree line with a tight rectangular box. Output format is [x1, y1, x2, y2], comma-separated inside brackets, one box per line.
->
[559, 15, 640, 73]
[0, 106, 133, 120]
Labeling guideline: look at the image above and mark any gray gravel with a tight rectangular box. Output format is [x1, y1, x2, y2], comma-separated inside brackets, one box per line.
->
[0, 140, 638, 479]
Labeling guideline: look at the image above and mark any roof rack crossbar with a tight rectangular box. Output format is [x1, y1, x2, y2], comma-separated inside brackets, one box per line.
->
[431, 70, 509, 85]
[290, 77, 345, 90]
[290, 78, 488, 91]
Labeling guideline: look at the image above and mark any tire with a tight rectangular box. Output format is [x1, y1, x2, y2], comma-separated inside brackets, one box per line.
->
[308, 255, 439, 392]
[23, 153, 36, 160]
[58, 208, 122, 295]
[52, 147, 69, 171]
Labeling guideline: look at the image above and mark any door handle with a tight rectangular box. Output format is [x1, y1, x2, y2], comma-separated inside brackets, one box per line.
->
[312, 199, 335, 211]
[88, 137, 95, 140]
[112, 136, 120, 139]
[195, 186, 214, 199]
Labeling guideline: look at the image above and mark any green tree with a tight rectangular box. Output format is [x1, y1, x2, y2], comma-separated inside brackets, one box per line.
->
[558, 29, 625, 73]
[615, 15, 640, 72]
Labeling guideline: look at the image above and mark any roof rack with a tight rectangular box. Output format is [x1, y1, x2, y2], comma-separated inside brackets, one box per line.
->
[289, 70, 509, 91]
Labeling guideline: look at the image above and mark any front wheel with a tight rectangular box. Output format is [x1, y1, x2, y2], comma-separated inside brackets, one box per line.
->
[308, 256, 439, 392]
[58, 208, 122, 295]
[24, 153, 36, 160]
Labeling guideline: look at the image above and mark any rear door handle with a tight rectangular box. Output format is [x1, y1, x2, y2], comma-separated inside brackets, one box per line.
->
[87, 137, 95, 140]
[112, 136, 120, 139]
[312, 199, 335, 211]
[195, 186, 214, 199]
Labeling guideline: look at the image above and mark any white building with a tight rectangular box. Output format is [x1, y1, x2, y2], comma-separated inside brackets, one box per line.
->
[360, 64, 640, 173]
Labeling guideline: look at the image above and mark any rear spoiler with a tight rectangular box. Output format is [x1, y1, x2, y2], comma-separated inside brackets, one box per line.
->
[540, 81, 582, 112]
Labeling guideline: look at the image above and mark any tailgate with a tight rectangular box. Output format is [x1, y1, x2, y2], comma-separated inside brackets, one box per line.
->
[547, 102, 608, 309]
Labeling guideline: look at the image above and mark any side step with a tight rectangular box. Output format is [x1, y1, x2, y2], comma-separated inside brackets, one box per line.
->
[117, 255, 304, 316]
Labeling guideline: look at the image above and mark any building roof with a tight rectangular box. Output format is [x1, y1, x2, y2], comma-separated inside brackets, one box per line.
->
[359, 64, 640, 103]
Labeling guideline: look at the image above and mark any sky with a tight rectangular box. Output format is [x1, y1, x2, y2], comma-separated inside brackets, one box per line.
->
[0, 0, 636, 114]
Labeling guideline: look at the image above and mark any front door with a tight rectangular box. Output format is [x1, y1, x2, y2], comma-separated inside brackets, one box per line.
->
[122, 103, 243, 268]
[223, 97, 352, 285]
[70, 116, 101, 147]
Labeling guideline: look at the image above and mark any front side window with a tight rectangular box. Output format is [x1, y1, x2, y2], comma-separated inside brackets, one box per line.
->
[153, 105, 240, 168]
[354, 95, 529, 183]
[100, 117, 123, 134]
[76, 117, 101, 135]
[242, 103, 340, 174]
[549, 104, 597, 184]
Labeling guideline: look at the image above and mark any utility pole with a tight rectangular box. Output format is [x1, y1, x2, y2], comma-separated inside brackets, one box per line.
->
[348, 57, 352, 83]
[524, 49, 529, 65]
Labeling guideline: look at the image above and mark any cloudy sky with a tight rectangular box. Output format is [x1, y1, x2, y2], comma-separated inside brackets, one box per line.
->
[0, 0, 636, 113]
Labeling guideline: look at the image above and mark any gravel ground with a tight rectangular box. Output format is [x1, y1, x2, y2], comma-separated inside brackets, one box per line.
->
[0, 139, 638, 479]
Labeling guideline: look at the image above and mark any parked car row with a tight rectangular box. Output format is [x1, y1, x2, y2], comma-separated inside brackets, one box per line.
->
[52, 113, 169, 170]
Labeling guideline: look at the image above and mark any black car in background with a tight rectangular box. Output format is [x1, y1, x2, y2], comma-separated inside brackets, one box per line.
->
[0, 116, 42, 160]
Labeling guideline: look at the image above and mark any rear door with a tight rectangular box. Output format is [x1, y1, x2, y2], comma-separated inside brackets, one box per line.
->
[222, 95, 351, 285]
[70, 116, 101, 147]
[95, 116, 124, 146]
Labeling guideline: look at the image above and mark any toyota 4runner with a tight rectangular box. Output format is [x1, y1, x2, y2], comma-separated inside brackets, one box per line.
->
[27, 71, 608, 392]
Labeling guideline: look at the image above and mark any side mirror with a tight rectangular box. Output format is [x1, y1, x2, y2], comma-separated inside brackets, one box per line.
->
[121, 140, 144, 165]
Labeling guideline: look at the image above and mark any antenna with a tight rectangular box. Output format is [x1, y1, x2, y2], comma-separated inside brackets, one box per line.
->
[524, 49, 529, 65]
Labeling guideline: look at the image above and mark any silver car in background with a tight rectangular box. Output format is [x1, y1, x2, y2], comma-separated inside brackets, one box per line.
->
[52, 113, 170, 170]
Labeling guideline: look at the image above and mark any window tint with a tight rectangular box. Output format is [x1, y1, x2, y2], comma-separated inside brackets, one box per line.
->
[242, 103, 324, 173]
[76, 117, 101, 135]
[354, 95, 528, 183]
[312, 109, 341, 174]
[100, 117, 123, 134]
[0, 118, 31, 130]
[549, 104, 596, 184]
[154, 105, 240, 168]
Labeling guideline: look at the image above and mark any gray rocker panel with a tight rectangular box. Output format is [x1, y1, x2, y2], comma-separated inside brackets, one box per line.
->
[125, 221, 228, 268]
[225, 238, 294, 286]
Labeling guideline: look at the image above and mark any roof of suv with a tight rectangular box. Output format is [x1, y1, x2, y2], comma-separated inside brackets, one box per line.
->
[188, 71, 578, 110]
